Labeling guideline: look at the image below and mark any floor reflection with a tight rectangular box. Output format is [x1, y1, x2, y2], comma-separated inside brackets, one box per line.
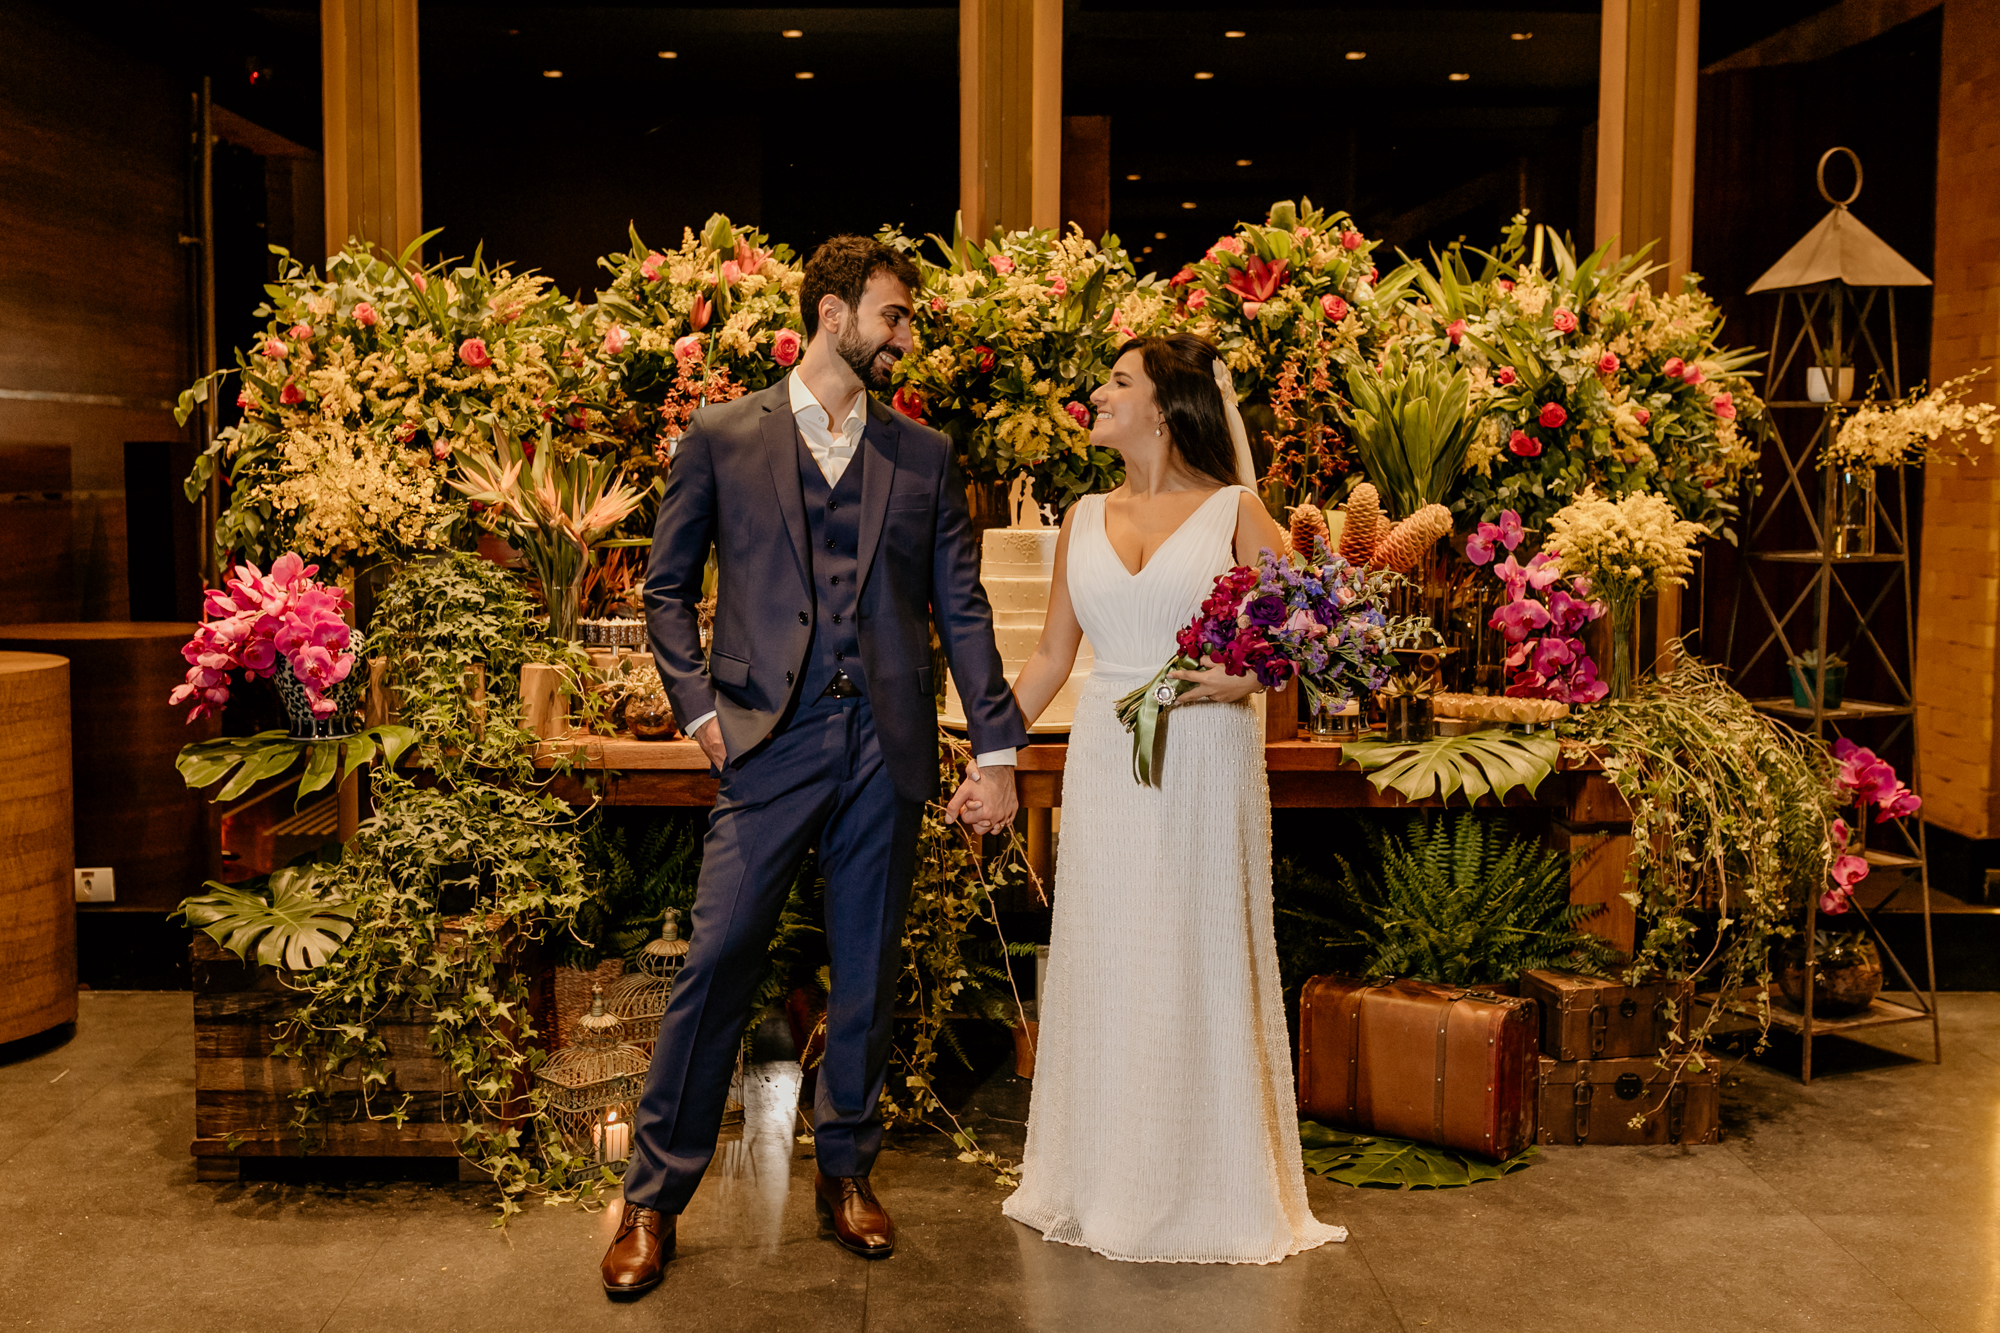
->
[697, 1058, 806, 1251]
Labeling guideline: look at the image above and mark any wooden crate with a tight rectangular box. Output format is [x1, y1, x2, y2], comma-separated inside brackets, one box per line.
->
[190, 931, 536, 1182]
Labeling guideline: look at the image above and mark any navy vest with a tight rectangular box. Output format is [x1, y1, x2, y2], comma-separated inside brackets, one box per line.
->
[797, 432, 867, 702]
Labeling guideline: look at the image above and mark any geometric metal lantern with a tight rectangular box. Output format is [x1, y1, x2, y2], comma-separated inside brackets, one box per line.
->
[603, 908, 690, 1047]
[638, 907, 691, 981]
[534, 983, 649, 1176]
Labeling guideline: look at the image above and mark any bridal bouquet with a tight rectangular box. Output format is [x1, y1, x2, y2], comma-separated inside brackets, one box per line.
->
[1115, 545, 1400, 784]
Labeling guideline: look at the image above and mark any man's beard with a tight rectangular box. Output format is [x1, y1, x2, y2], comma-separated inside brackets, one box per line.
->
[836, 325, 899, 388]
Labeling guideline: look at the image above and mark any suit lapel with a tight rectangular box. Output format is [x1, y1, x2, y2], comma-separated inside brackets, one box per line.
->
[760, 392, 812, 594]
[854, 395, 900, 597]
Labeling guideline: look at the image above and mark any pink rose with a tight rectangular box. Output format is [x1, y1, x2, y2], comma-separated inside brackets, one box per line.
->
[1340, 230, 1363, 252]
[395, 423, 418, 443]
[1598, 352, 1619, 375]
[279, 382, 304, 405]
[1294, 226, 1313, 242]
[1169, 267, 1195, 288]
[1633, 407, 1651, 426]
[720, 260, 742, 285]
[1496, 366, 1517, 387]
[771, 328, 802, 367]
[1683, 366, 1703, 385]
[1206, 236, 1245, 260]
[1447, 318, 1467, 347]
[1662, 357, 1684, 378]
[432, 439, 452, 459]
[1321, 294, 1349, 322]
[459, 338, 492, 368]
[1065, 401, 1091, 428]
[990, 254, 1015, 275]
[1050, 274, 1068, 297]
[408, 268, 427, 292]
[1538, 401, 1568, 429]
[1712, 391, 1735, 419]
[640, 251, 665, 282]
[261, 338, 288, 359]
[930, 295, 946, 312]
[1508, 429, 1541, 458]
[1187, 288, 1208, 312]
[1552, 307, 1577, 333]
[352, 302, 377, 327]
[601, 324, 629, 355]
[673, 334, 702, 361]
[1497, 279, 1515, 292]
[288, 322, 312, 340]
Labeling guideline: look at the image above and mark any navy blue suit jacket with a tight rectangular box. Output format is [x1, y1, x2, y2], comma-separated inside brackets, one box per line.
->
[643, 378, 1029, 803]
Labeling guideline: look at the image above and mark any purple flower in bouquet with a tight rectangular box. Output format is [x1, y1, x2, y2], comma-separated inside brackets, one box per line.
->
[1481, 545, 1607, 705]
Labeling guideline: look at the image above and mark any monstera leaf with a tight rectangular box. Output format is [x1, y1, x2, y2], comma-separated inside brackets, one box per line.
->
[176, 724, 418, 803]
[1299, 1121, 1536, 1190]
[1342, 732, 1560, 806]
[175, 865, 354, 971]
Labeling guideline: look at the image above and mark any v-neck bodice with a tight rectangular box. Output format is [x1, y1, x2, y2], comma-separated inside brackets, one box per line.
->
[1067, 486, 1247, 682]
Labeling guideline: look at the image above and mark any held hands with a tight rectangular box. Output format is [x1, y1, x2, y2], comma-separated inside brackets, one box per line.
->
[944, 760, 1018, 836]
[1169, 658, 1278, 705]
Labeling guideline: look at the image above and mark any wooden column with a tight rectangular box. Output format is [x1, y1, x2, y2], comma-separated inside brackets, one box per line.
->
[0, 653, 75, 1044]
[960, 0, 1062, 239]
[320, 0, 422, 260]
[1595, 0, 1699, 287]
[1061, 115, 1111, 241]
[1915, 0, 2000, 839]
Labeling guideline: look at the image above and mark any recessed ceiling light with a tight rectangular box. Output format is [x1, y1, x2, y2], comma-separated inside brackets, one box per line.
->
[1345, 51, 1366, 61]
[1236, 159, 1253, 167]
[658, 50, 677, 59]
[1510, 31, 1533, 41]
[542, 69, 563, 78]
[1126, 173, 1141, 181]
[1194, 71, 1214, 80]
[1154, 231, 1167, 240]
[1181, 201, 1198, 209]
[1142, 245, 1154, 253]
[1224, 30, 1246, 38]
[1448, 71, 1471, 81]
[795, 71, 814, 79]
[782, 28, 803, 37]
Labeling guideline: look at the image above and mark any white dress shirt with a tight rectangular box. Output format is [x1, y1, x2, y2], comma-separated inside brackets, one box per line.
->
[684, 372, 1016, 774]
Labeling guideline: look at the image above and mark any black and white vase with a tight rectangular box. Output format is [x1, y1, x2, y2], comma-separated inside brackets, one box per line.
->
[274, 633, 365, 740]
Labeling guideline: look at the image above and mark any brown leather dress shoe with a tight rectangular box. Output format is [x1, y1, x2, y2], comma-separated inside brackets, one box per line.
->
[814, 1170, 895, 1258]
[601, 1202, 676, 1297]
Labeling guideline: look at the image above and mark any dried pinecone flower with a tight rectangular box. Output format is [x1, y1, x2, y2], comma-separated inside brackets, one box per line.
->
[1338, 482, 1386, 566]
[1288, 502, 1332, 558]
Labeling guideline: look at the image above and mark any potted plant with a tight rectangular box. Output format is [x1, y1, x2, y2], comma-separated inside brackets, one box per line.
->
[169, 553, 364, 739]
[1788, 649, 1847, 711]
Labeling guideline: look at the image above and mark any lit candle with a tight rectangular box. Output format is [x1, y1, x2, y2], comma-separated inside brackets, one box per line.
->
[597, 1110, 632, 1164]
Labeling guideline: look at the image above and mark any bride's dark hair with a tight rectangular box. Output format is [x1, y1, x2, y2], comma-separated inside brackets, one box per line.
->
[1116, 333, 1240, 490]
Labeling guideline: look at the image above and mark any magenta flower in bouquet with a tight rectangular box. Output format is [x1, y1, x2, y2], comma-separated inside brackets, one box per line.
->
[1115, 544, 1399, 784]
[1820, 740, 1922, 915]
[1469, 512, 1609, 706]
[168, 553, 355, 724]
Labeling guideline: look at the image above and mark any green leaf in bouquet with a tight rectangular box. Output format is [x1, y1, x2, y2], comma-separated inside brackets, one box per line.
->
[1299, 1121, 1535, 1189]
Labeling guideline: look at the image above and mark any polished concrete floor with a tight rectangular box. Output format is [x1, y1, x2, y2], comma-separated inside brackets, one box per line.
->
[2, 990, 1995, 1333]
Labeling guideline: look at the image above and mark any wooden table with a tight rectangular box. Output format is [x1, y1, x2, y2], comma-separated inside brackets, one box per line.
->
[537, 730, 1640, 951]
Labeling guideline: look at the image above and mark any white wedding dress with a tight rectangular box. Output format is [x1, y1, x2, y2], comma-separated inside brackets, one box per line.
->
[1002, 485, 1346, 1264]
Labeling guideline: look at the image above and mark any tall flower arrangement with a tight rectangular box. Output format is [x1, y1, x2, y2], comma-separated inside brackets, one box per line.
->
[1385, 216, 1764, 539]
[594, 215, 804, 467]
[177, 235, 612, 569]
[1545, 487, 1706, 699]
[889, 221, 1141, 514]
[1826, 369, 1996, 469]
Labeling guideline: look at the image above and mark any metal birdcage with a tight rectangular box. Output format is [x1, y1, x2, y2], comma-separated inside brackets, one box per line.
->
[534, 983, 649, 1176]
[603, 908, 690, 1046]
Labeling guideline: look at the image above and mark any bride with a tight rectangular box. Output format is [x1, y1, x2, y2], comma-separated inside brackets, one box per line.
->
[952, 332, 1346, 1263]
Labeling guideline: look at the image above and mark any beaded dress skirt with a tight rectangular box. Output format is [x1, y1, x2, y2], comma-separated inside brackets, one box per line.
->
[1001, 487, 1346, 1264]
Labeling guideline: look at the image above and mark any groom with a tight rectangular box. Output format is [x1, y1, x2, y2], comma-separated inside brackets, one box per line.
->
[606, 236, 1029, 1297]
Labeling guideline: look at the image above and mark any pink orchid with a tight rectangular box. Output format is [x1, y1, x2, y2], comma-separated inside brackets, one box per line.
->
[1490, 597, 1551, 642]
[1819, 887, 1854, 915]
[1466, 524, 1498, 566]
[1832, 854, 1870, 888]
[1831, 816, 1851, 849]
[1494, 554, 1529, 600]
[1494, 509, 1525, 550]
[1878, 787, 1922, 821]
[1524, 552, 1564, 592]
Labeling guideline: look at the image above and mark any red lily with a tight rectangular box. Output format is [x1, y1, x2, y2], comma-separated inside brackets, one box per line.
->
[1223, 255, 1288, 317]
[690, 291, 713, 332]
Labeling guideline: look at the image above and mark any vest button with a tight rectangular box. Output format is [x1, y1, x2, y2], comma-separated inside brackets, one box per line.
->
[786, 670, 794, 684]
[835, 653, 845, 662]
[832, 614, 843, 625]
[798, 611, 808, 625]
[825, 538, 836, 549]
[829, 576, 839, 586]
[828, 500, 839, 510]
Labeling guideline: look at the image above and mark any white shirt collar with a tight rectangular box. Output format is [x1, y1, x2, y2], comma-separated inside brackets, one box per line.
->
[788, 371, 867, 442]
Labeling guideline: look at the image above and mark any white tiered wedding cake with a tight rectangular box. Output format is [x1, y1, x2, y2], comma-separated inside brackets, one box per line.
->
[942, 479, 1093, 733]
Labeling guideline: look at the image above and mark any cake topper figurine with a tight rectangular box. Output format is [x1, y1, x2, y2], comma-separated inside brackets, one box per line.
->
[1008, 474, 1053, 529]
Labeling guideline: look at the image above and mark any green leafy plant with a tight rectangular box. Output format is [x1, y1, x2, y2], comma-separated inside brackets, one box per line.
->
[567, 811, 705, 968]
[175, 725, 417, 804]
[1559, 657, 1836, 1058]
[1299, 1121, 1536, 1189]
[1342, 731, 1560, 806]
[1274, 814, 1615, 988]
[1337, 346, 1477, 517]
[174, 861, 354, 970]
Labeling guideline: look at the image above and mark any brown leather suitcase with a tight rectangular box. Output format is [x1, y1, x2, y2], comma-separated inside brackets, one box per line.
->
[1298, 975, 1540, 1162]
[1536, 1056, 1722, 1146]
[1519, 969, 1691, 1062]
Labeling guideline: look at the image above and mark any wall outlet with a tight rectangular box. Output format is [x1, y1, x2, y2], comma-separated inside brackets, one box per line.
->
[74, 868, 115, 903]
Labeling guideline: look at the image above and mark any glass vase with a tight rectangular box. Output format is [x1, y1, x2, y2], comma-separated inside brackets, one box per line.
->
[1826, 467, 1876, 557]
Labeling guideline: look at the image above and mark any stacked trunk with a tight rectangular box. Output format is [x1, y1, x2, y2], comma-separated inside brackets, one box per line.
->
[1521, 969, 1721, 1147]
